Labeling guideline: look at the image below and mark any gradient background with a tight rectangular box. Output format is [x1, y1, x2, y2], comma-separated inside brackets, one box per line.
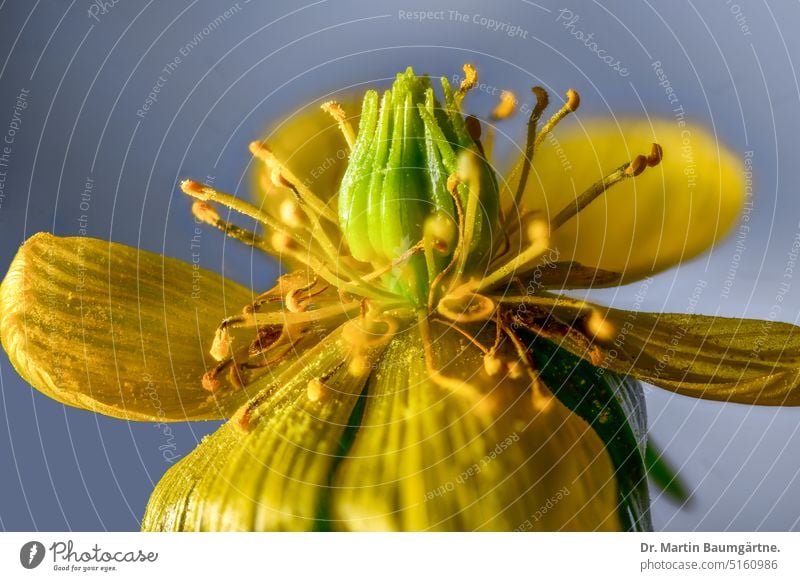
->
[0, 0, 798, 531]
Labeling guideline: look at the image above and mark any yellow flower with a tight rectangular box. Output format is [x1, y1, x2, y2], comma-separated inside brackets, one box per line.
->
[2, 65, 798, 531]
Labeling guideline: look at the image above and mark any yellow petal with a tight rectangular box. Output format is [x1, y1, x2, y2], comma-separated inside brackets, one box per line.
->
[331, 327, 621, 531]
[519, 118, 744, 283]
[142, 327, 375, 531]
[585, 308, 800, 405]
[0, 234, 253, 421]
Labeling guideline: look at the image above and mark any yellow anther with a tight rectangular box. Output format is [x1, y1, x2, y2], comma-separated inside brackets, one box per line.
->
[320, 100, 356, 149]
[585, 309, 616, 342]
[483, 351, 504, 376]
[306, 378, 325, 402]
[279, 199, 303, 228]
[424, 212, 457, 254]
[210, 327, 232, 361]
[458, 63, 478, 95]
[491, 90, 517, 120]
[191, 200, 220, 225]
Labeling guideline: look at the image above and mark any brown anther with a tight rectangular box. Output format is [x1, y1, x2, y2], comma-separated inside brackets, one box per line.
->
[491, 90, 517, 120]
[647, 142, 663, 167]
[464, 116, 481, 143]
[228, 364, 245, 390]
[565, 88, 580, 112]
[191, 201, 220, 225]
[625, 155, 648, 177]
[531, 86, 549, 115]
[249, 326, 282, 356]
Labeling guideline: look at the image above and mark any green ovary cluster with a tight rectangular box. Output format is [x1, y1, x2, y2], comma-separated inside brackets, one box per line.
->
[337, 67, 500, 305]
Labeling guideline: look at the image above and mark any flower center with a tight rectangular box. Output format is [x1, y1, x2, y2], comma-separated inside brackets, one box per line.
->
[178, 64, 663, 400]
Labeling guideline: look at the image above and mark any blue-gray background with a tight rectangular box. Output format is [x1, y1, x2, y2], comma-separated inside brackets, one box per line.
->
[0, 0, 798, 531]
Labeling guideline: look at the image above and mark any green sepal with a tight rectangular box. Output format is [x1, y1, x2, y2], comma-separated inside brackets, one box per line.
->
[645, 440, 690, 504]
[529, 336, 652, 531]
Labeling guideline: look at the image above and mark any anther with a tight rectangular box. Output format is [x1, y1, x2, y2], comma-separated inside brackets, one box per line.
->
[585, 309, 616, 342]
[534, 88, 581, 149]
[210, 327, 232, 361]
[306, 378, 326, 402]
[465, 115, 482, 142]
[483, 350, 504, 376]
[565, 88, 580, 112]
[509, 86, 551, 211]
[191, 201, 220, 225]
[280, 199, 303, 229]
[270, 231, 295, 252]
[490, 90, 517, 121]
[424, 212, 457, 254]
[320, 100, 357, 149]
[457, 63, 478, 96]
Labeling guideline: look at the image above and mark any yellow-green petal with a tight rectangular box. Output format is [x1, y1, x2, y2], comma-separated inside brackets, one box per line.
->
[585, 308, 800, 405]
[331, 327, 621, 531]
[519, 119, 744, 283]
[0, 234, 252, 421]
[142, 327, 376, 531]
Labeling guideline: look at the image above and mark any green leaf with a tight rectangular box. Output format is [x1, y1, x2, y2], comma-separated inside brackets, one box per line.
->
[645, 440, 690, 504]
[529, 336, 652, 531]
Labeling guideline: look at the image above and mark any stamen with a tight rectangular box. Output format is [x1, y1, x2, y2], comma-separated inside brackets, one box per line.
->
[320, 100, 356, 150]
[360, 240, 425, 283]
[499, 320, 554, 411]
[249, 141, 338, 225]
[585, 308, 616, 342]
[191, 199, 270, 252]
[427, 175, 466, 311]
[210, 327, 232, 361]
[279, 199, 303, 229]
[549, 142, 663, 230]
[483, 350, 504, 376]
[423, 212, 457, 255]
[419, 314, 493, 415]
[533, 88, 580, 150]
[437, 289, 496, 323]
[453, 151, 482, 282]
[456, 63, 478, 102]
[490, 90, 517, 121]
[430, 317, 491, 354]
[511, 86, 550, 210]
[470, 217, 550, 293]
[284, 276, 320, 313]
